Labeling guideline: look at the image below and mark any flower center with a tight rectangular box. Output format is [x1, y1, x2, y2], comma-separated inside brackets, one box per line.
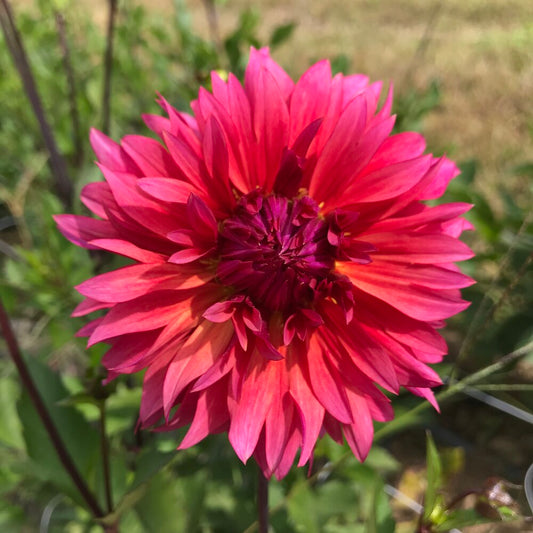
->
[216, 191, 337, 312]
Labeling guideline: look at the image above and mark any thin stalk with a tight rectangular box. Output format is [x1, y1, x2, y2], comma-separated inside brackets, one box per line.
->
[0, 0, 73, 209]
[55, 11, 83, 167]
[0, 298, 104, 519]
[257, 469, 269, 533]
[402, 3, 443, 86]
[102, 0, 118, 135]
[374, 339, 533, 442]
[99, 401, 113, 513]
[201, 0, 224, 59]
[475, 384, 533, 392]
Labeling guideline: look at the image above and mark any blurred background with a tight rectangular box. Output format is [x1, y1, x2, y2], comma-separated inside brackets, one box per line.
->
[1, 0, 532, 531]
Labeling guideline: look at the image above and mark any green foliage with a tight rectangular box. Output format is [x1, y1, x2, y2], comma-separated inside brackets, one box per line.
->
[443, 159, 533, 363]
[393, 80, 441, 133]
[423, 432, 442, 522]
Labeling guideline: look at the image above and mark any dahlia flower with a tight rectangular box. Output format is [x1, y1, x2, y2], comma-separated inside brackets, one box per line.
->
[55, 48, 473, 479]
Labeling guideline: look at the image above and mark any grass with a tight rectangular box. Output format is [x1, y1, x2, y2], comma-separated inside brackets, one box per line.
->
[197, 0, 533, 210]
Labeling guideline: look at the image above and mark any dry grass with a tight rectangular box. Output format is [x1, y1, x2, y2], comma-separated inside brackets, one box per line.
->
[209, 0, 533, 210]
[17, 0, 533, 209]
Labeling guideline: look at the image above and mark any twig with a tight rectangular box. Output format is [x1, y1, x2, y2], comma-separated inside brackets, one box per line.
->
[0, 297, 105, 518]
[402, 3, 443, 87]
[102, 0, 118, 135]
[374, 340, 533, 442]
[0, 0, 73, 209]
[201, 0, 223, 58]
[55, 11, 83, 167]
[257, 469, 269, 533]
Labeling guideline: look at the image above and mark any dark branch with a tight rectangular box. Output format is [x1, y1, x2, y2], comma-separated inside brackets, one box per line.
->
[55, 11, 83, 167]
[0, 0, 73, 209]
[0, 298, 104, 518]
[102, 0, 118, 135]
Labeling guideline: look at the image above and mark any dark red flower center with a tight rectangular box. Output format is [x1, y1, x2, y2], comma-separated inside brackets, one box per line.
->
[216, 191, 337, 312]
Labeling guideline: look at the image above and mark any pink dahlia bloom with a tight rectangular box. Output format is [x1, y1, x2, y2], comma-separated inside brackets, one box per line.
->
[56, 49, 474, 479]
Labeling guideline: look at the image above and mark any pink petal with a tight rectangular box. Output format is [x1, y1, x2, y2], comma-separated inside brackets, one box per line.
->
[245, 48, 294, 103]
[364, 131, 426, 174]
[89, 128, 140, 174]
[72, 297, 111, 317]
[370, 232, 474, 263]
[54, 214, 119, 248]
[163, 320, 234, 418]
[121, 135, 177, 177]
[342, 388, 374, 461]
[80, 182, 113, 219]
[76, 263, 213, 303]
[246, 64, 290, 190]
[179, 379, 230, 449]
[89, 238, 166, 263]
[339, 262, 471, 321]
[346, 154, 432, 204]
[99, 165, 183, 237]
[137, 177, 203, 205]
[264, 379, 292, 473]
[288, 59, 332, 145]
[272, 420, 301, 480]
[87, 290, 190, 346]
[287, 344, 325, 466]
[305, 334, 353, 423]
[142, 113, 171, 138]
[309, 94, 368, 201]
[163, 130, 210, 192]
[228, 352, 281, 463]
[406, 386, 440, 411]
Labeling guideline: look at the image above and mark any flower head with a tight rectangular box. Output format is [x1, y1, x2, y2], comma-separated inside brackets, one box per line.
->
[55, 48, 474, 479]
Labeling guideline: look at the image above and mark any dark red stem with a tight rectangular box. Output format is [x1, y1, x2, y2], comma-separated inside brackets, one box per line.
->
[55, 11, 83, 167]
[0, 0, 73, 209]
[102, 0, 118, 135]
[257, 469, 269, 533]
[0, 298, 104, 518]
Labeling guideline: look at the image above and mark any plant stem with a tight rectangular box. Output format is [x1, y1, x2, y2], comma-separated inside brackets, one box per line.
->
[55, 11, 83, 167]
[0, 0, 73, 209]
[0, 298, 104, 518]
[257, 469, 269, 533]
[201, 0, 223, 59]
[374, 339, 533, 442]
[99, 401, 114, 513]
[102, 0, 118, 135]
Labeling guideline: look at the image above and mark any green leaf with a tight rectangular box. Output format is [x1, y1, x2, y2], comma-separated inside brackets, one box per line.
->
[368, 481, 394, 533]
[0, 377, 24, 449]
[129, 450, 176, 491]
[134, 471, 186, 533]
[423, 432, 442, 521]
[330, 54, 350, 75]
[434, 509, 492, 531]
[365, 446, 400, 474]
[287, 481, 320, 533]
[269, 22, 296, 49]
[458, 159, 477, 185]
